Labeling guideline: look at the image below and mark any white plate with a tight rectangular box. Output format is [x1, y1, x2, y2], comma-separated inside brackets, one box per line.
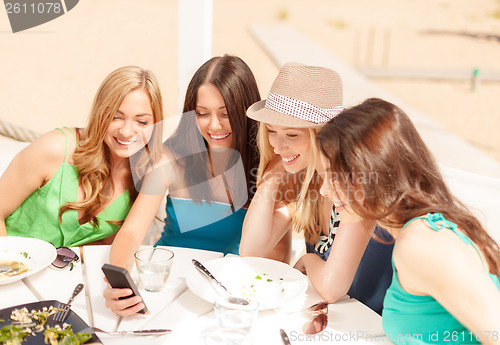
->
[0, 236, 57, 285]
[186, 256, 308, 310]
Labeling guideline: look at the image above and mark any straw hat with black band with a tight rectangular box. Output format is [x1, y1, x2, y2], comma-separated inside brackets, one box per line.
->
[246, 62, 343, 128]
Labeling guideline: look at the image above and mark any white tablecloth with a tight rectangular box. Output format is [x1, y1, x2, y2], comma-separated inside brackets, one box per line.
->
[1, 245, 391, 344]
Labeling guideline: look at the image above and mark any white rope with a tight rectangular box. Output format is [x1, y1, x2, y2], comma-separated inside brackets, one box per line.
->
[0, 119, 40, 142]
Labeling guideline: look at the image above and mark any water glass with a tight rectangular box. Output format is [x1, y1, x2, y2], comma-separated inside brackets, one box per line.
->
[134, 247, 174, 292]
[206, 296, 259, 345]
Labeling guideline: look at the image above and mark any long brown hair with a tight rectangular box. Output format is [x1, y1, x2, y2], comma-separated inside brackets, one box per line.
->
[166, 55, 260, 202]
[317, 97, 500, 276]
[59, 66, 164, 226]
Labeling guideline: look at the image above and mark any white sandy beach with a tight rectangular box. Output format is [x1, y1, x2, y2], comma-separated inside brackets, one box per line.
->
[1, 0, 499, 165]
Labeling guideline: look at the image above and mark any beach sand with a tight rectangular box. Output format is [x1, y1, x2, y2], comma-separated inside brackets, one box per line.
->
[1, 0, 499, 165]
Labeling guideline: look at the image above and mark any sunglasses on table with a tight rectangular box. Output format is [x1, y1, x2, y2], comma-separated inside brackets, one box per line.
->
[52, 247, 80, 270]
[303, 301, 329, 335]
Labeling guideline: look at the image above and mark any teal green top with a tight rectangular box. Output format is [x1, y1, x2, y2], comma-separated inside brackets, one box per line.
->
[382, 213, 500, 345]
[5, 128, 131, 247]
[155, 196, 245, 255]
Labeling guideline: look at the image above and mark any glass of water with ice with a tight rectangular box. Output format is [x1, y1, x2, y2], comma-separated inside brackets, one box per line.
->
[134, 247, 174, 292]
[206, 296, 259, 345]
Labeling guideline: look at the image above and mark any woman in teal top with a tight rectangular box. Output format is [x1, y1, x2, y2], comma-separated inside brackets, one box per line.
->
[149, 56, 262, 256]
[0, 66, 164, 247]
[157, 196, 246, 255]
[383, 213, 500, 344]
[317, 98, 500, 344]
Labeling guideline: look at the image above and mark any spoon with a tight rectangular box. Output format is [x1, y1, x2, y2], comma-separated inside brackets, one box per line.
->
[192, 259, 249, 305]
[0, 265, 12, 274]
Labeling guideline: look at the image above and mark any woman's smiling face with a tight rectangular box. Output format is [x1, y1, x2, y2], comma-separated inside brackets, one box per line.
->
[266, 124, 311, 173]
[195, 82, 232, 149]
[104, 88, 154, 161]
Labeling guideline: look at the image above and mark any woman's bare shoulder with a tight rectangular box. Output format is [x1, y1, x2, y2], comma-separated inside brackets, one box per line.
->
[23, 128, 71, 164]
[1, 128, 71, 186]
[394, 218, 475, 274]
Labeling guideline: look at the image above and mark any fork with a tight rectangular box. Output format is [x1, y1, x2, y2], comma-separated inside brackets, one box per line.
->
[53, 283, 84, 322]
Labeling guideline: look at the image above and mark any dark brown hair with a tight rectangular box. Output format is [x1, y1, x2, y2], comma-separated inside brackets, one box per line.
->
[165, 55, 260, 202]
[317, 98, 500, 277]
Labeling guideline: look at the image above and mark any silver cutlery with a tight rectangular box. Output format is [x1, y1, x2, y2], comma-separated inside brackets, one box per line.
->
[53, 283, 84, 322]
[0, 265, 12, 274]
[85, 327, 171, 336]
[192, 259, 228, 295]
[191, 259, 249, 305]
[280, 328, 292, 344]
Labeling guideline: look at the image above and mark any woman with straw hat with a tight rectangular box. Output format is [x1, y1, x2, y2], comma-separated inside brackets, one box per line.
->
[240, 62, 393, 313]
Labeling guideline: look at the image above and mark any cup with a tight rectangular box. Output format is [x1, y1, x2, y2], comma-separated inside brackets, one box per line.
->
[206, 296, 259, 345]
[134, 247, 174, 292]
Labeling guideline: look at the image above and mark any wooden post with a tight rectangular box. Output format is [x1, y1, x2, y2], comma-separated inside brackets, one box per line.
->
[382, 30, 391, 67]
[178, 0, 213, 114]
[354, 30, 361, 67]
[365, 27, 375, 67]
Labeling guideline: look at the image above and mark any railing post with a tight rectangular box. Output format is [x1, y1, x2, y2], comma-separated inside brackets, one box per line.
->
[177, 0, 213, 113]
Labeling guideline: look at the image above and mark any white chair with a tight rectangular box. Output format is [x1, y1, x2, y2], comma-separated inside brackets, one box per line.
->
[440, 164, 500, 244]
[0, 141, 30, 176]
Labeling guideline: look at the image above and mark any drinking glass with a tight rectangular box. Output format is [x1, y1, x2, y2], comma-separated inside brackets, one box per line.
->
[134, 247, 174, 292]
[206, 296, 259, 345]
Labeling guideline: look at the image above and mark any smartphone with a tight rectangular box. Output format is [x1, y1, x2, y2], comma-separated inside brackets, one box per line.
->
[101, 263, 148, 314]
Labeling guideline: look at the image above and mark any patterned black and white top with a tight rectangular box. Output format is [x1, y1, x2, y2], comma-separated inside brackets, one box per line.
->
[313, 208, 340, 254]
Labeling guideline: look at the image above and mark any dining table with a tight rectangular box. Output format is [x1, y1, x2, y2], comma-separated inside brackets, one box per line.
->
[0, 244, 393, 345]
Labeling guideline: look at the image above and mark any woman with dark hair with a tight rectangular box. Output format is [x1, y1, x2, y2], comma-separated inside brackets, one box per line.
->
[317, 98, 500, 344]
[153, 54, 261, 254]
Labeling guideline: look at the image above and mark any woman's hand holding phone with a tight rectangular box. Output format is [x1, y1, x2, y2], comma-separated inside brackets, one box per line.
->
[101, 263, 149, 316]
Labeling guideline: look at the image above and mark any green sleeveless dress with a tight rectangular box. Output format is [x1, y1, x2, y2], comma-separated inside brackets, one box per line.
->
[382, 212, 500, 345]
[5, 128, 131, 247]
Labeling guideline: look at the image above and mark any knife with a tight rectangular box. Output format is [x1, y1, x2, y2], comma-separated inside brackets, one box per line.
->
[88, 328, 171, 336]
[280, 328, 292, 345]
[192, 259, 228, 296]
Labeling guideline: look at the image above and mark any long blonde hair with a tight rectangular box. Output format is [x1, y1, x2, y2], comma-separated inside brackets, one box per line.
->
[59, 66, 164, 227]
[256, 122, 326, 242]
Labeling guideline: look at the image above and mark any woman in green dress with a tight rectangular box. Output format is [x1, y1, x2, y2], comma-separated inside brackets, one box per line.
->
[0, 65, 164, 247]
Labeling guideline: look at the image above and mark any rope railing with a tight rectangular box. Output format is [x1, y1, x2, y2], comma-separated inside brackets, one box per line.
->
[0, 119, 40, 142]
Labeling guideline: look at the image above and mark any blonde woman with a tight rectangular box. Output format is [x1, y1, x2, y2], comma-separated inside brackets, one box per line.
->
[240, 63, 393, 313]
[0, 66, 164, 246]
